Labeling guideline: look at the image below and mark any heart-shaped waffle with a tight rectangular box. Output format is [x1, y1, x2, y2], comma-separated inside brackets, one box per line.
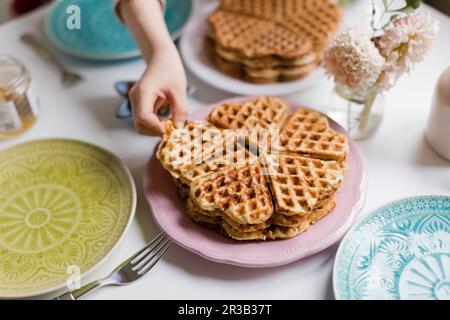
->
[157, 121, 232, 179]
[279, 109, 349, 161]
[190, 164, 274, 225]
[180, 131, 258, 185]
[216, 0, 342, 52]
[208, 96, 290, 130]
[207, 0, 342, 83]
[263, 153, 344, 216]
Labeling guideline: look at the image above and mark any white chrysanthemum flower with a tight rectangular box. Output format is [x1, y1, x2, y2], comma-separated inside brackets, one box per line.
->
[323, 27, 385, 94]
[376, 11, 440, 91]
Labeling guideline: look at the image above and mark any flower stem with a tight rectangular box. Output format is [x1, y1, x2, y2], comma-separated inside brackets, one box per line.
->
[347, 98, 352, 132]
[358, 89, 378, 131]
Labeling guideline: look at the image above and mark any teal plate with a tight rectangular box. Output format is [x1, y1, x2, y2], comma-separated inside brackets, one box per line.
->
[333, 196, 450, 300]
[45, 0, 193, 61]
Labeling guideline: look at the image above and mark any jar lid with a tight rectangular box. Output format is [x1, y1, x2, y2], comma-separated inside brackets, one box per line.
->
[0, 55, 27, 90]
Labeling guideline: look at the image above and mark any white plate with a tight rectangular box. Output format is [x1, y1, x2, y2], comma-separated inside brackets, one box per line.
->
[180, 1, 327, 96]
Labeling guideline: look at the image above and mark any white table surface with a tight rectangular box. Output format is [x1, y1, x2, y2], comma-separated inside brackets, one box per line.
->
[0, 1, 449, 300]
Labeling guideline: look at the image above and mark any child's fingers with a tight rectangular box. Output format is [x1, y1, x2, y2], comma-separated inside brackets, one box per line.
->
[138, 113, 166, 136]
[137, 113, 166, 136]
[168, 89, 188, 129]
[130, 85, 166, 136]
[155, 98, 171, 117]
[135, 123, 159, 136]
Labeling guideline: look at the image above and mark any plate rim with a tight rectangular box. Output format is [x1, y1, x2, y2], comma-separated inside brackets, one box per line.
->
[332, 194, 450, 300]
[179, 1, 327, 96]
[0, 138, 137, 298]
[144, 96, 368, 268]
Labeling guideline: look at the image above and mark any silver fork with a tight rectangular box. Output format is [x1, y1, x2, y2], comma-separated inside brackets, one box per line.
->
[21, 33, 84, 87]
[54, 233, 172, 300]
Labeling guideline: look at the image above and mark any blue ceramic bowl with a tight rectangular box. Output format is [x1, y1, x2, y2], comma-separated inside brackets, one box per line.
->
[45, 0, 193, 60]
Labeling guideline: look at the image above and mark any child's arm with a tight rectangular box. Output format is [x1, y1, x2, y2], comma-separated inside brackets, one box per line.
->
[117, 0, 188, 135]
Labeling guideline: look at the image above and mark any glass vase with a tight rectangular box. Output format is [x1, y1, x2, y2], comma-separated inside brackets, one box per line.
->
[328, 84, 385, 140]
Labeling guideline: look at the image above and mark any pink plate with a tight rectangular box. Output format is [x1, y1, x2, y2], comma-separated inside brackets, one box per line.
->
[143, 97, 367, 268]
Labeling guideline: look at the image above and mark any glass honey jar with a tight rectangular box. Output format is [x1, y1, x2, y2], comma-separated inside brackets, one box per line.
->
[0, 55, 40, 139]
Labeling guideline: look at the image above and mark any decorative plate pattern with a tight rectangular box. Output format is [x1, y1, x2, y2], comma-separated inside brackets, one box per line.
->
[333, 196, 450, 300]
[45, 0, 192, 61]
[143, 97, 367, 268]
[0, 139, 136, 298]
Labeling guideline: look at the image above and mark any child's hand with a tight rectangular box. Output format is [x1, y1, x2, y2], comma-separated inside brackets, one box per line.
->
[118, 0, 188, 136]
[129, 44, 188, 136]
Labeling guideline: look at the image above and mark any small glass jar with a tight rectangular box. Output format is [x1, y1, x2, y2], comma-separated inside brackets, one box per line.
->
[0, 55, 40, 139]
[328, 83, 385, 140]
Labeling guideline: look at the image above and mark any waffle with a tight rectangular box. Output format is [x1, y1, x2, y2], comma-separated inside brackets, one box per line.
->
[210, 42, 319, 83]
[208, 10, 313, 60]
[279, 109, 349, 161]
[215, 43, 318, 69]
[157, 121, 230, 179]
[219, 221, 267, 240]
[188, 196, 223, 218]
[208, 97, 284, 154]
[219, 219, 312, 240]
[264, 153, 343, 216]
[218, 0, 342, 51]
[180, 131, 257, 185]
[207, 0, 342, 83]
[219, 221, 309, 240]
[271, 211, 308, 228]
[308, 197, 337, 224]
[172, 177, 190, 199]
[267, 222, 310, 240]
[242, 61, 320, 83]
[281, 107, 329, 132]
[271, 197, 336, 227]
[223, 214, 271, 232]
[190, 164, 274, 225]
[208, 97, 290, 130]
[186, 198, 222, 225]
[157, 97, 349, 241]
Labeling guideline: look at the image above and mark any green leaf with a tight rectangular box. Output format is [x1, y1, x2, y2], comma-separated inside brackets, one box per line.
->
[398, 6, 414, 14]
[405, 0, 421, 10]
[389, 13, 401, 22]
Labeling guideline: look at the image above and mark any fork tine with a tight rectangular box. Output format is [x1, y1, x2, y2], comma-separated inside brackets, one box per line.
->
[137, 240, 172, 276]
[129, 232, 165, 264]
[133, 237, 171, 271]
[131, 233, 167, 266]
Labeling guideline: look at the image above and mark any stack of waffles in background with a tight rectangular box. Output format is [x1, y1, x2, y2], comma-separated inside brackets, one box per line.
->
[157, 97, 349, 241]
[206, 0, 343, 83]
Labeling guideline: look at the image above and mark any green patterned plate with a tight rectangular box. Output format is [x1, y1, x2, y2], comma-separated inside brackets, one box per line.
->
[0, 139, 136, 298]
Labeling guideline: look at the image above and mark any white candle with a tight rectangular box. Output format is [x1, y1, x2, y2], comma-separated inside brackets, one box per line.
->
[425, 66, 450, 160]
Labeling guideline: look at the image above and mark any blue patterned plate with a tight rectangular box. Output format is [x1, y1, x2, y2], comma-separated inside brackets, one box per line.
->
[333, 196, 450, 300]
[45, 0, 193, 61]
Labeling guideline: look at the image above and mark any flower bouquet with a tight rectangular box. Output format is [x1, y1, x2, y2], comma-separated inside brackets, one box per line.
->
[324, 0, 439, 140]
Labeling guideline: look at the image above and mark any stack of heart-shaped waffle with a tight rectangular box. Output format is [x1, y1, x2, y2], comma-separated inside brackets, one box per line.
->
[206, 0, 342, 83]
[157, 97, 349, 240]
